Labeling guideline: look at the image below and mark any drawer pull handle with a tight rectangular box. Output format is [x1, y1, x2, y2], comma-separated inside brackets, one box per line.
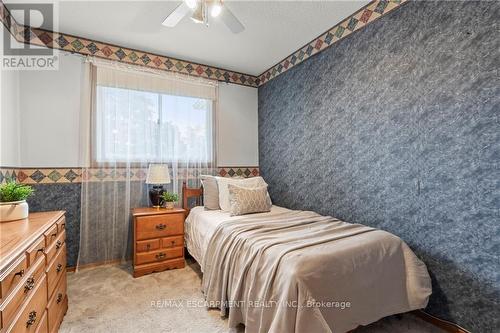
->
[56, 293, 63, 304]
[155, 224, 167, 230]
[37, 247, 45, 253]
[26, 310, 37, 327]
[24, 277, 35, 293]
[155, 252, 166, 260]
[146, 244, 151, 250]
[56, 240, 62, 249]
[171, 241, 175, 246]
[51, 232, 57, 238]
[56, 263, 63, 272]
[15, 269, 25, 277]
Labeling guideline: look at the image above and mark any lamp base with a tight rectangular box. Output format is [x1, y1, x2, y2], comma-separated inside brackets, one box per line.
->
[149, 186, 165, 207]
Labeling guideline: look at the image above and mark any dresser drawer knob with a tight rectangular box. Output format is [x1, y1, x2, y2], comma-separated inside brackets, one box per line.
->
[155, 252, 166, 260]
[155, 224, 167, 230]
[56, 293, 63, 304]
[26, 310, 37, 327]
[24, 277, 35, 293]
[15, 269, 25, 277]
[56, 263, 63, 272]
[56, 240, 62, 249]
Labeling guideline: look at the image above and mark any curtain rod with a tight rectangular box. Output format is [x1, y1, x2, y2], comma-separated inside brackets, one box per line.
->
[60, 50, 218, 87]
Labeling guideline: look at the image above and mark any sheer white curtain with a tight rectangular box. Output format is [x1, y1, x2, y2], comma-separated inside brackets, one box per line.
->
[78, 58, 217, 268]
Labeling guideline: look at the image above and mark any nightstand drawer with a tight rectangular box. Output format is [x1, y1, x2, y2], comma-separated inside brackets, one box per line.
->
[136, 239, 160, 253]
[136, 214, 184, 240]
[161, 236, 183, 249]
[135, 247, 183, 265]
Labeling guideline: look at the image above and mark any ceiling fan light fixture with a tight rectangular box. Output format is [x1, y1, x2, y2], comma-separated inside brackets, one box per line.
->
[190, 4, 205, 24]
[185, 0, 198, 10]
[210, 1, 222, 17]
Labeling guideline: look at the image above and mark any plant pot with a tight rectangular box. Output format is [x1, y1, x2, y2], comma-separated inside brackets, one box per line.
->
[0, 200, 29, 222]
[165, 201, 175, 209]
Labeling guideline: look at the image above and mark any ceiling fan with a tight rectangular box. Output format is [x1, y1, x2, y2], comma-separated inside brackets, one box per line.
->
[162, 0, 245, 34]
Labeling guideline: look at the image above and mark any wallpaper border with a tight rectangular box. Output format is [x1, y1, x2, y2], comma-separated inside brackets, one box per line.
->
[258, 0, 408, 85]
[0, 0, 406, 87]
[0, 167, 260, 184]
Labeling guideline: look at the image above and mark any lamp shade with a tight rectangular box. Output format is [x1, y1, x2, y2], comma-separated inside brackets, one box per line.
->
[145, 164, 171, 185]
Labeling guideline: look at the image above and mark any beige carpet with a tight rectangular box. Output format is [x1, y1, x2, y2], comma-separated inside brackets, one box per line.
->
[60, 260, 445, 333]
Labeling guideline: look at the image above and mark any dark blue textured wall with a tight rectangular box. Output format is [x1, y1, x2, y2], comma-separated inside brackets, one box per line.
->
[258, 1, 499, 332]
[29, 183, 81, 267]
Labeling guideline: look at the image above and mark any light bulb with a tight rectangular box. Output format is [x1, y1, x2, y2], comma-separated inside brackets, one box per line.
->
[211, 2, 222, 17]
[185, 0, 197, 9]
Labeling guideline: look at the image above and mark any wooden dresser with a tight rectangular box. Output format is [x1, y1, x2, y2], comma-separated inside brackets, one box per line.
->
[132, 208, 186, 278]
[0, 211, 68, 333]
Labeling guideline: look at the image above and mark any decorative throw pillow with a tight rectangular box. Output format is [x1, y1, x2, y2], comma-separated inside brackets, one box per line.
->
[228, 184, 272, 216]
[200, 175, 220, 210]
[215, 176, 268, 212]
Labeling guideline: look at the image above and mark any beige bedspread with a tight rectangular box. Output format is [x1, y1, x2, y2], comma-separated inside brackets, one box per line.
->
[201, 210, 431, 333]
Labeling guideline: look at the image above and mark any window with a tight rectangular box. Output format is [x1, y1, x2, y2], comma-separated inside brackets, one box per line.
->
[95, 85, 214, 164]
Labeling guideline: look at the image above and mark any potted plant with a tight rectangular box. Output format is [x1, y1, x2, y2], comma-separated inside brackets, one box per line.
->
[0, 180, 35, 222]
[161, 192, 178, 209]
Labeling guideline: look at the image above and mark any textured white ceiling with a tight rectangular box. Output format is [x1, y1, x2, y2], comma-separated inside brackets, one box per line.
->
[6, 0, 369, 75]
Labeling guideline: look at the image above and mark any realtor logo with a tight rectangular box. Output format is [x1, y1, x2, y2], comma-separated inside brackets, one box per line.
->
[2, 2, 58, 70]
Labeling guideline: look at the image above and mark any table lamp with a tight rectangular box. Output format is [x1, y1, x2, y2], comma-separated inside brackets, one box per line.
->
[145, 164, 171, 208]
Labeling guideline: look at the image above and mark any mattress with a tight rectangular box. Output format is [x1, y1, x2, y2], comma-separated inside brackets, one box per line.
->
[184, 205, 290, 270]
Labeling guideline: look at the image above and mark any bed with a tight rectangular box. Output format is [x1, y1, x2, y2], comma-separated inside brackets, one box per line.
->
[182, 182, 432, 333]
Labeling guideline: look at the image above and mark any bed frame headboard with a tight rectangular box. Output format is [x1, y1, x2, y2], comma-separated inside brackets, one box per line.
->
[182, 181, 203, 216]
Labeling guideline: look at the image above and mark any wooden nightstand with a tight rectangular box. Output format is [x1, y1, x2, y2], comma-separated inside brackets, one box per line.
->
[132, 207, 186, 278]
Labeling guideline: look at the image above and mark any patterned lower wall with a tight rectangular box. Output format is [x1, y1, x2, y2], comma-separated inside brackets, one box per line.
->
[258, 1, 499, 332]
[0, 166, 259, 267]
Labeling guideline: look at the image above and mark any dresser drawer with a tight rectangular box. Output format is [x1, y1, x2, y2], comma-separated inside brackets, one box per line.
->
[46, 245, 66, 300]
[136, 239, 160, 253]
[43, 224, 58, 249]
[135, 247, 183, 265]
[6, 275, 47, 333]
[26, 237, 46, 268]
[0, 256, 27, 301]
[56, 217, 66, 234]
[0, 256, 45, 330]
[34, 310, 47, 333]
[44, 231, 65, 265]
[47, 273, 66, 333]
[136, 214, 184, 240]
[161, 235, 184, 249]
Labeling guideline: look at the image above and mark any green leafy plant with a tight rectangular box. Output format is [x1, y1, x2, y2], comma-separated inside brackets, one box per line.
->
[0, 180, 35, 202]
[161, 192, 178, 203]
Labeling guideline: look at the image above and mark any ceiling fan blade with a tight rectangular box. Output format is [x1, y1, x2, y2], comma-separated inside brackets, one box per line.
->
[162, 2, 191, 27]
[219, 5, 245, 34]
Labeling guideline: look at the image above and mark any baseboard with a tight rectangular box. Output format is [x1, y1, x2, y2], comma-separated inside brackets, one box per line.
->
[412, 310, 471, 333]
[66, 259, 128, 272]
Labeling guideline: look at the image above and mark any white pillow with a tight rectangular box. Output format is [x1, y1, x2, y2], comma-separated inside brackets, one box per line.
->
[215, 176, 268, 211]
[200, 175, 220, 210]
